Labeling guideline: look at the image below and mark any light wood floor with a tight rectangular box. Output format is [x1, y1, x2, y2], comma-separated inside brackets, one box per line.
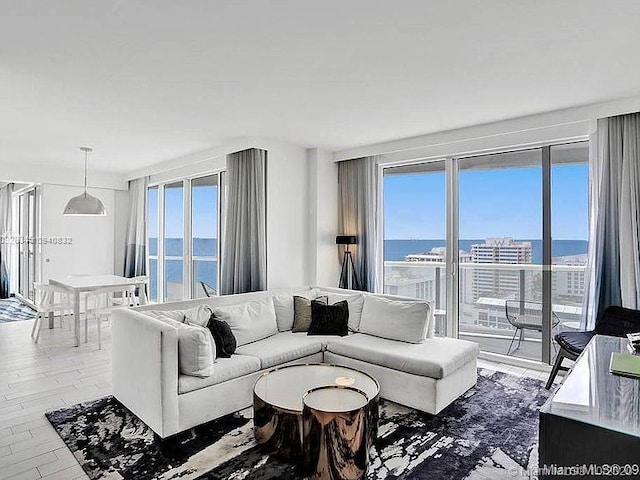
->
[0, 317, 556, 480]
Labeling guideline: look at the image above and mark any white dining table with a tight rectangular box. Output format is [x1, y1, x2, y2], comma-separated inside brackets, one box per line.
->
[48, 275, 146, 347]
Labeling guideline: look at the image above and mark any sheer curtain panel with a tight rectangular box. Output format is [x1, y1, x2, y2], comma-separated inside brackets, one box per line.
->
[220, 148, 267, 294]
[0, 184, 12, 298]
[337, 156, 380, 293]
[584, 112, 640, 328]
[124, 177, 148, 278]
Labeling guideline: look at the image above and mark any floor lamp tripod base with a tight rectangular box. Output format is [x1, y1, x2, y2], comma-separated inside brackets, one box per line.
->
[338, 250, 361, 290]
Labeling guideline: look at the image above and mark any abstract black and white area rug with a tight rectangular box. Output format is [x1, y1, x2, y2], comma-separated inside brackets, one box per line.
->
[0, 297, 36, 323]
[45, 369, 550, 479]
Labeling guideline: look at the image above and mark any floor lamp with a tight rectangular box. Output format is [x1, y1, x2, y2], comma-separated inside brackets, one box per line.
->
[336, 235, 361, 290]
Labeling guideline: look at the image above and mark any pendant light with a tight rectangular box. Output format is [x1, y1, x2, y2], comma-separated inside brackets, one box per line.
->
[62, 147, 107, 216]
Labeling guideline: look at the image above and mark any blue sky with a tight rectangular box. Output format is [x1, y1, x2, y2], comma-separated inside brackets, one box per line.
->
[384, 163, 588, 240]
[148, 184, 218, 239]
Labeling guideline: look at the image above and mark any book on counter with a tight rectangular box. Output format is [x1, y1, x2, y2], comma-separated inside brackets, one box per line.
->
[610, 352, 640, 379]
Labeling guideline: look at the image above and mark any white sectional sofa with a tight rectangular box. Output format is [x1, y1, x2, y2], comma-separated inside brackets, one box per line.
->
[112, 286, 480, 439]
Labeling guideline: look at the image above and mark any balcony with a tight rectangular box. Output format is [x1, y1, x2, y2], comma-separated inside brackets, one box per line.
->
[384, 261, 586, 362]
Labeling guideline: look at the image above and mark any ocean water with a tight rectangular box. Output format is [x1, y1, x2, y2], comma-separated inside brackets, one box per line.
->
[148, 237, 588, 299]
[384, 239, 588, 264]
[148, 238, 218, 300]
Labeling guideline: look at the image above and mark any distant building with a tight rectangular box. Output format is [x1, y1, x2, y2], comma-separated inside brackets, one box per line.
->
[470, 238, 533, 300]
[405, 247, 472, 263]
[552, 254, 587, 300]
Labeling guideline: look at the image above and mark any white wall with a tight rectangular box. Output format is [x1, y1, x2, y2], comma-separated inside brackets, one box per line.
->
[39, 184, 118, 281]
[265, 142, 309, 288]
[307, 148, 340, 287]
[333, 94, 640, 163]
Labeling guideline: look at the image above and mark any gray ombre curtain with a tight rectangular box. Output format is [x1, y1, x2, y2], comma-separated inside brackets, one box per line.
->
[583, 112, 640, 328]
[0, 184, 13, 298]
[337, 156, 380, 292]
[124, 177, 148, 278]
[220, 148, 267, 294]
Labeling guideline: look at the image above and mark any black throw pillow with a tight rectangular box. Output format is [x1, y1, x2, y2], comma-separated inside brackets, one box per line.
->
[207, 317, 237, 358]
[308, 300, 349, 337]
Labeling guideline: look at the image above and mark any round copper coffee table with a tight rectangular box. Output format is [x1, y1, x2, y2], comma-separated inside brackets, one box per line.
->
[252, 363, 380, 460]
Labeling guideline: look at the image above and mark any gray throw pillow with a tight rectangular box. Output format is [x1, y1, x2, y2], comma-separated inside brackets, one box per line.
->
[292, 295, 328, 332]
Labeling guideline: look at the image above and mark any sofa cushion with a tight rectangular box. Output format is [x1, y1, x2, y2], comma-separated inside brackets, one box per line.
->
[326, 333, 479, 379]
[144, 309, 186, 322]
[185, 305, 214, 327]
[158, 316, 216, 378]
[235, 332, 325, 369]
[272, 289, 319, 331]
[308, 300, 349, 336]
[178, 354, 261, 394]
[359, 295, 430, 343]
[292, 295, 328, 332]
[210, 297, 278, 347]
[325, 292, 364, 332]
[206, 319, 237, 358]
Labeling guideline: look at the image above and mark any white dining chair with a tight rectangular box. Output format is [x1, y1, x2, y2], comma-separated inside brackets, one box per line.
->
[112, 276, 149, 307]
[30, 283, 74, 343]
[85, 284, 136, 349]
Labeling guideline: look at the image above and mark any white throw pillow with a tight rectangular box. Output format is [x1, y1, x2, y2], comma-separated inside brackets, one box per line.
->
[325, 292, 365, 332]
[272, 290, 322, 332]
[157, 316, 216, 377]
[211, 297, 278, 346]
[184, 305, 213, 327]
[359, 296, 430, 344]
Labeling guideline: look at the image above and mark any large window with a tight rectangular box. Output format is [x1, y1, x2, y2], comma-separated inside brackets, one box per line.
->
[383, 160, 447, 336]
[382, 141, 589, 364]
[192, 175, 219, 298]
[148, 173, 222, 303]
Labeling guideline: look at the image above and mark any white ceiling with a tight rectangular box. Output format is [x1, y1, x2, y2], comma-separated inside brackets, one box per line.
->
[2, 0, 640, 174]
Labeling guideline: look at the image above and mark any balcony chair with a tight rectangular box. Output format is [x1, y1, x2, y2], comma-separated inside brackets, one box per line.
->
[545, 305, 640, 389]
[505, 300, 560, 356]
[200, 281, 217, 297]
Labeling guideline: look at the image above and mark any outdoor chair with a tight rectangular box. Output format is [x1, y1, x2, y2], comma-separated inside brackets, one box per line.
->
[505, 300, 560, 356]
[200, 281, 217, 297]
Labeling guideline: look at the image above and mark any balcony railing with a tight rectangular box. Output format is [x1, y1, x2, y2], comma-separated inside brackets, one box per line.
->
[384, 260, 586, 361]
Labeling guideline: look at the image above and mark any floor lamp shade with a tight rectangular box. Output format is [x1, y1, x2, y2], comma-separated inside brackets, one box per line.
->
[336, 235, 357, 245]
[337, 235, 360, 289]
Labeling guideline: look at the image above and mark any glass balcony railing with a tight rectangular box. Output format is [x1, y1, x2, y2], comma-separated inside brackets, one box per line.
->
[384, 261, 586, 362]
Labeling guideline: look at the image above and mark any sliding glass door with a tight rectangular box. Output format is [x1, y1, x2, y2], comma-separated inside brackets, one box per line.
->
[191, 175, 219, 298]
[164, 182, 184, 302]
[550, 143, 589, 335]
[16, 186, 40, 302]
[383, 160, 447, 336]
[458, 148, 543, 361]
[148, 173, 222, 303]
[382, 141, 589, 364]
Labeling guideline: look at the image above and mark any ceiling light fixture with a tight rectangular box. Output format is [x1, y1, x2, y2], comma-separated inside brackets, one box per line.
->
[62, 147, 107, 216]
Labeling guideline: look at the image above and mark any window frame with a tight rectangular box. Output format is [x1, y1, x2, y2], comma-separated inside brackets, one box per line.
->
[147, 169, 224, 303]
[380, 138, 589, 365]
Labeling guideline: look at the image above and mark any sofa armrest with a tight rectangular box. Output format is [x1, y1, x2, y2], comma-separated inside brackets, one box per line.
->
[112, 309, 179, 438]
